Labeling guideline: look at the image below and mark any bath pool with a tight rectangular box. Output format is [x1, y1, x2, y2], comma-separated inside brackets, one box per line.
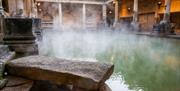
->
[39, 30, 180, 91]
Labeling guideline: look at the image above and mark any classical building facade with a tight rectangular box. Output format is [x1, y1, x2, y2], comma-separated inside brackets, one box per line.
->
[119, 0, 180, 32]
[1, 0, 180, 32]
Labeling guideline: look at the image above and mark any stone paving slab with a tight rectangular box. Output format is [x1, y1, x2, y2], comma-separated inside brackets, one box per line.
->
[6, 56, 114, 90]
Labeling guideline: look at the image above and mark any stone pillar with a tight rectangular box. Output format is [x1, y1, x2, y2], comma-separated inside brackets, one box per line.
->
[16, 0, 24, 10]
[58, 3, 63, 27]
[158, 0, 172, 34]
[131, 0, 140, 31]
[16, 0, 24, 16]
[25, 0, 32, 17]
[7, 0, 17, 15]
[82, 4, 86, 29]
[113, 0, 119, 26]
[163, 0, 171, 23]
[102, 4, 107, 26]
[133, 0, 138, 23]
[31, 0, 38, 18]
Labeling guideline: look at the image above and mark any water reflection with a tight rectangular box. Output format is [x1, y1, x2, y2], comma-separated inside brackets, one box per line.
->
[39, 31, 180, 91]
[106, 75, 137, 91]
[98, 37, 180, 91]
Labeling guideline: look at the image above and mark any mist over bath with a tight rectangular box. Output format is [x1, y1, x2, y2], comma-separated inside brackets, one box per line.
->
[0, 0, 180, 91]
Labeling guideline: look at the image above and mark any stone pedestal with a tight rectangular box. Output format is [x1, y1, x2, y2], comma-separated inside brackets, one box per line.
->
[3, 18, 41, 56]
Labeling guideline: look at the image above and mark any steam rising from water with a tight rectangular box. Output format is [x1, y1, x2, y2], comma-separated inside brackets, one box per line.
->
[38, 3, 180, 91]
[39, 30, 119, 59]
[38, 29, 180, 91]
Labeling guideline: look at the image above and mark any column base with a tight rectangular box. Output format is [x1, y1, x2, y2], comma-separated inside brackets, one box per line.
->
[8, 44, 38, 57]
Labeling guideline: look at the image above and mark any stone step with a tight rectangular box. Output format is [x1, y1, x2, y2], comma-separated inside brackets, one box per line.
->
[6, 56, 114, 91]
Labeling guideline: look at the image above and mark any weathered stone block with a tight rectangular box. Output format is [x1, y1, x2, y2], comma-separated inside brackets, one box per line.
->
[8, 44, 38, 54]
[4, 18, 33, 36]
[6, 56, 114, 91]
[2, 18, 41, 55]
[3, 18, 41, 37]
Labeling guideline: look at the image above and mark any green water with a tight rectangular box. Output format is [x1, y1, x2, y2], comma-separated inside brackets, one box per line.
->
[39, 31, 180, 91]
[101, 37, 180, 91]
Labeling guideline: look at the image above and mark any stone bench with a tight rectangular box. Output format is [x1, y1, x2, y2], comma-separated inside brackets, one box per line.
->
[6, 56, 114, 91]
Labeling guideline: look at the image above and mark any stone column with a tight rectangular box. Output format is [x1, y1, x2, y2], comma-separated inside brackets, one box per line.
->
[102, 4, 107, 26]
[31, 0, 38, 18]
[25, 0, 32, 17]
[133, 0, 138, 23]
[131, 0, 140, 31]
[113, 0, 119, 26]
[163, 0, 171, 23]
[16, 0, 24, 10]
[158, 0, 172, 34]
[82, 4, 86, 29]
[58, 3, 63, 27]
[16, 0, 24, 16]
[7, 0, 17, 15]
